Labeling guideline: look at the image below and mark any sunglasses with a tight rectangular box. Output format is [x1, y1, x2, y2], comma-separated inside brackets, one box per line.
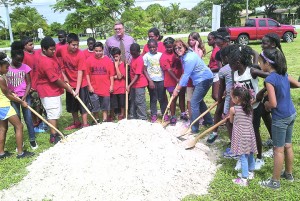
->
[174, 46, 182, 51]
[114, 28, 123, 31]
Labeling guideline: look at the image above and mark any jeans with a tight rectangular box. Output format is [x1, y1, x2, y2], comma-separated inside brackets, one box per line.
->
[191, 78, 213, 133]
[240, 153, 255, 178]
[11, 95, 35, 141]
[148, 81, 167, 116]
[129, 87, 147, 120]
[272, 113, 296, 147]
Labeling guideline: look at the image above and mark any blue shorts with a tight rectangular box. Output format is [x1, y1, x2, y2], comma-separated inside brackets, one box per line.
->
[0, 106, 16, 120]
[272, 113, 296, 147]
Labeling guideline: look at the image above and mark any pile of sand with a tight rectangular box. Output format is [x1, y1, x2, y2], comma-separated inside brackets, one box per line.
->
[0, 120, 217, 201]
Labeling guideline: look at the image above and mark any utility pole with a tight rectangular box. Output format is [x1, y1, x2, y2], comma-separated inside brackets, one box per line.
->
[3, 0, 14, 43]
[246, 0, 249, 19]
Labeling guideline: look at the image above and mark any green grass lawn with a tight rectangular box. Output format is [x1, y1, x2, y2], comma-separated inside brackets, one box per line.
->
[1, 34, 300, 200]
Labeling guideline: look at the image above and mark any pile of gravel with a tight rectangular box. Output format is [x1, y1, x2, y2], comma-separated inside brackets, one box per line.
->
[0, 120, 217, 201]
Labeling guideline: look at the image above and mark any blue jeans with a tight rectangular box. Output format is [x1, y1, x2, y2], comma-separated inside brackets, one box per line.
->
[191, 79, 213, 133]
[272, 113, 296, 147]
[11, 95, 36, 141]
[240, 153, 255, 178]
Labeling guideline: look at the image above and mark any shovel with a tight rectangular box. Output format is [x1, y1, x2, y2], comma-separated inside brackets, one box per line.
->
[184, 116, 229, 149]
[125, 63, 129, 119]
[14, 96, 66, 141]
[177, 100, 219, 138]
[161, 95, 175, 125]
[66, 83, 98, 124]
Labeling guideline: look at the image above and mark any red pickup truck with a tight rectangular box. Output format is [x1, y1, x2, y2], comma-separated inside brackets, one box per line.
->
[227, 18, 297, 45]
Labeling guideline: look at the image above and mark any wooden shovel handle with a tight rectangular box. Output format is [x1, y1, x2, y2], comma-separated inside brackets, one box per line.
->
[125, 64, 129, 119]
[27, 106, 65, 139]
[185, 117, 229, 149]
[66, 83, 97, 124]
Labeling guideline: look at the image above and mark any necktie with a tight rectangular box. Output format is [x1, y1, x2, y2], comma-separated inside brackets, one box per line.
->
[120, 38, 126, 63]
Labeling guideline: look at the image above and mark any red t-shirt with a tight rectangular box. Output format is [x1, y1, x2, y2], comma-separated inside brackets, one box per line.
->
[83, 49, 94, 59]
[35, 54, 64, 98]
[160, 51, 182, 87]
[130, 56, 148, 88]
[23, 50, 42, 90]
[113, 62, 126, 94]
[56, 45, 87, 88]
[142, 41, 165, 55]
[86, 56, 115, 97]
[209, 46, 220, 70]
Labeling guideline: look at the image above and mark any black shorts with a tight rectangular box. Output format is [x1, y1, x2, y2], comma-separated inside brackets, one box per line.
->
[99, 96, 110, 111]
[89, 92, 101, 113]
[66, 86, 93, 114]
[110, 94, 125, 109]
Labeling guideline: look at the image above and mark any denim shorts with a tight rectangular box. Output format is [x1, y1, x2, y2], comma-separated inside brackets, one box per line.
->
[272, 113, 296, 147]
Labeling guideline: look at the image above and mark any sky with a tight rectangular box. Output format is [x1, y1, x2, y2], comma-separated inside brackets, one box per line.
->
[0, 0, 201, 25]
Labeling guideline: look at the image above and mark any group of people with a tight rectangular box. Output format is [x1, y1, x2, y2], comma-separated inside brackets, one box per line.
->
[0, 22, 299, 191]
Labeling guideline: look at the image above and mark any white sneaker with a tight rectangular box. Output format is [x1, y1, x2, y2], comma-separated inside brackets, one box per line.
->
[238, 172, 254, 180]
[262, 148, 274, 158]
[235, 159, 242, 170]
[30, 141, 38, 150]
[255, 158, 265, 170]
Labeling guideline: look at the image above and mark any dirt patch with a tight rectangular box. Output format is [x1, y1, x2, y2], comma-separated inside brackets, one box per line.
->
[0, 120, 217, 201]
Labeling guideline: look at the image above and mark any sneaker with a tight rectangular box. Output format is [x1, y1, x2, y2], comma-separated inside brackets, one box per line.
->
[206, 132, 218, 144]
[107, 116, 113, 122]
[223, 148, 239, 159]
[34, 126, 46, 133]
[238, 172, 254, 180]
[16, 150, 35, 159]
[232, 178, 248, 187]
[262, 148, 274, 158]
[281, 171, 294, 182]
[82, 124, 90, 128]
[54, 134, 61, 144]
[180, 112, 189, 121]
[163, 115, 170, 122]
[170, 116, 177, 126]
[0, 151, 13, 160]
[255, 158, 265, 170]
[118, 115, 124, 120]
[259, 178, 280, 189]
[30, 141, 38, 150]
[263, 138, 273, 147]
[49, 134, 55, 144]
[151, 115, 158, 123]
[235, 159, 242, 171]
[65, 122, 81, 130]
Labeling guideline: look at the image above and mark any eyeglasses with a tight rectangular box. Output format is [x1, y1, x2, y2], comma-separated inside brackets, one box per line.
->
[174, 46, 182, 51]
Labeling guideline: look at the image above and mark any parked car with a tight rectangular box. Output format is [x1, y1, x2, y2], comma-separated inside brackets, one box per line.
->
[227, 18, 297, 45]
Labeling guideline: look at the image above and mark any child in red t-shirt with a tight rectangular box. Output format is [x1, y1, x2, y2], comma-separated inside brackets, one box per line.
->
[160, 37, 185, 125]
[35, 36, 74, 143]
[109, 47, 126, 121]
[86, 42, 115, 122]
[83, 37, 96, 59]
[21, 37, 45, 130]
[128, 43, 148, 120]
[56, 33, 91, 129]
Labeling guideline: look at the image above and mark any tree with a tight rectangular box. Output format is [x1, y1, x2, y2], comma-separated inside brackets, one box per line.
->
[145, 3, 163, 23]
[0, 0, 31, 6]
[10, 6, 48, 39]
[45, 22, 64, 36]
[53, 0, 134, 38]
[0, 17, 8, 40]
[256, 0, 299, 18]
